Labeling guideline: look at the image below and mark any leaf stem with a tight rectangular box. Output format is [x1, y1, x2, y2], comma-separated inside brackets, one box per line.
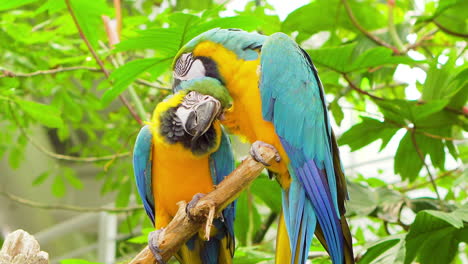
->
[433, 20, 468, 38]
[0, 66, 101, 78]
[8, 103, 130, 162]
[0, 190, 142, 212]
[387, 0, 404, 52]
[341, 0, 399, 53]
[65, 0, 143, 125]
[409, 130, 445, 210]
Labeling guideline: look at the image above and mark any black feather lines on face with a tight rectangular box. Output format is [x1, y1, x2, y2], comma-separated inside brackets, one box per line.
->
[160, 106, 218, 156]
[196, 56, 224, 85]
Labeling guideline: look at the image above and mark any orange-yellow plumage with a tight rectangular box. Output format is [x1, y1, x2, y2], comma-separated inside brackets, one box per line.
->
[193, 41, 291, 188]
[149, 92, 221, 228]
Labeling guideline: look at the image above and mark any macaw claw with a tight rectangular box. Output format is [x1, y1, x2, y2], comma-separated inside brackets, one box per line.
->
[148, 229, 166, 264]
[186, 193, 206, 221]
[249, 141, 281, 166]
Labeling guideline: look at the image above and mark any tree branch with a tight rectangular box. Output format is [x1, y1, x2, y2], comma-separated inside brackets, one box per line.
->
[341, 0, 399, 53]
[342, 73, 384, 101]
[64, 0, 143, 125]
[0, 66, 101, 78]
[128, 146, 277, 264]
[398, 168, 462, 193]
[0, 67, 168, 90]
[0, 191, 142, 213]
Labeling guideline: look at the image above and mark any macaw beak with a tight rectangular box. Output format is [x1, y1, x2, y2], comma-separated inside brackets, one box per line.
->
[175, 92, 222, 141]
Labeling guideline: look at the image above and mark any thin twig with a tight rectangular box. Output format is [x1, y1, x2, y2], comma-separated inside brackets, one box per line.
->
[433, 20, 468, 38]
[253, 212, 278, 244]
[135, 79, 170, 90]
[341, 0, 399, 53]
[65, 0, 143, 125]
[402, 29, 438, 53]
[1, 66, 169, 90]
[0, 66, 101, 78]
[409, 130, 444, 208]
[0, 191, 142, 213]
[342, 74, 468, 118]
[342, 73, 384, 101]
[9, 103, 130, 162]
[399, 168, 462, 192]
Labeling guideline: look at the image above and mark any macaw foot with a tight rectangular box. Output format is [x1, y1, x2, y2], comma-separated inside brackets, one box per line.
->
[148, 228, 166, 264]
[186, 193, 206, 221]
[249, 141, 281, 166]
[186, 193, 216, 240]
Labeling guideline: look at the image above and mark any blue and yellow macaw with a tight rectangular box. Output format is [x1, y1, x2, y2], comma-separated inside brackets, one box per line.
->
[133, 81, 236, 264]
[172, 29, 354, 264]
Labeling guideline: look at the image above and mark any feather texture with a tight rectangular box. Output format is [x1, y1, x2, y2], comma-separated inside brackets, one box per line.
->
[132, 95, 236, 263]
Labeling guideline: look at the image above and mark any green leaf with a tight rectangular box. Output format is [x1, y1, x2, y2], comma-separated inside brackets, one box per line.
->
[422, 58, 455, 101]
[234, 190, 261, 245]
[32, 171, 50, 186]
[69, 0, 110, 49]
[346, 182, 403, 217]
[63, 168, 83, 190]
[116, 177, 131, 207]
[307, 44, 417, 73]
[16, 99, 64, 128]
[346, 181, 378, 216]
[8, 134, 26, 169]
[250, 174, 282, 213]
[234, 191, 249, 245]
[413, 99, 449, 121]
[433, 0, 468, 36]
[415, 133, 445, 169]
[174, 0, 213, 11]
[405, 208, 468, 264]
[0, 0, 38, 11]
[116, 28, 183, 55]
[282, 0, 385, 42]
[116, 15, 262, 55]
[102, 57, 172, 105]
[394, 132, 424, 181]
[359, 236, 403, 264]
[338, 117, 399, 151]
[330, 99, 344, 126]
[52, 175, 66, 197]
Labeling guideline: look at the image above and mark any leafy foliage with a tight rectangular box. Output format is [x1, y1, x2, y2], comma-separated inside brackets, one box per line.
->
[0, 0, 466, 263]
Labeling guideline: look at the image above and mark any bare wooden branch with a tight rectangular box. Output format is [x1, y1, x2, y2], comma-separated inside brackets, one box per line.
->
[0, 230, 49, 264]
[128, 146, 277, 264]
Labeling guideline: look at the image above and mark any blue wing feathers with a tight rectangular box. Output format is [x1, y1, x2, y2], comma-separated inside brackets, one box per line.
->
[205, 128, 236, 262]
[261, 33, 345, 263]
[133, 125, 155, 224]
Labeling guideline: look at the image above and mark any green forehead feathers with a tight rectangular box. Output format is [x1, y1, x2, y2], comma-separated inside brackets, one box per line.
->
[180, 78, 232, 108]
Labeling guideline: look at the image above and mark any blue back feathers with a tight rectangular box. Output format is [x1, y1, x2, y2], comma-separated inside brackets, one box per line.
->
[180, 28, 267, 61]
[133, 125, 155, 223]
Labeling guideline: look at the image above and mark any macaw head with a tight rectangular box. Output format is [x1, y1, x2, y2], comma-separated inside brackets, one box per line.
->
[172, 28, 266, 92]
[152, 78, 231, 155]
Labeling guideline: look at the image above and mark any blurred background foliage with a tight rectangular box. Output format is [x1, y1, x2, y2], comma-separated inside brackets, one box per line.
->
[0, 0, 467, 263]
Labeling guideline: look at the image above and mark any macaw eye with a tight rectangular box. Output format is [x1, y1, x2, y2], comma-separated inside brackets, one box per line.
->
[174, 53, 206, 80]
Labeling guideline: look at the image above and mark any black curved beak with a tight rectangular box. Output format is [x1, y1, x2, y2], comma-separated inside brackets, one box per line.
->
[176, 92, 222, 141]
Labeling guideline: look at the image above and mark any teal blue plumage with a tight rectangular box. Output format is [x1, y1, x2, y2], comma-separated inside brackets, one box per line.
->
[133, 124, 236, 263]
[172, 29, 353, 264]
[133, 125, 155, 223]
